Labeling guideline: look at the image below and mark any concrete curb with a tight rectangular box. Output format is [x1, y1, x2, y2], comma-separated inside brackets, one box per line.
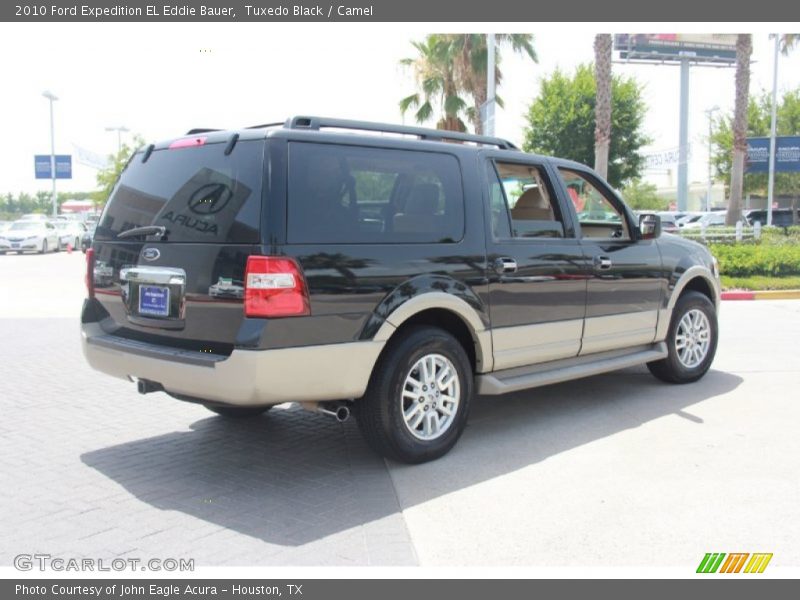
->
[721, 289, 800, 301]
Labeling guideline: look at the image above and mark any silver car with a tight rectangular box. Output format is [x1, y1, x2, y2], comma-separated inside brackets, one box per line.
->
[0, 220, 60, 254]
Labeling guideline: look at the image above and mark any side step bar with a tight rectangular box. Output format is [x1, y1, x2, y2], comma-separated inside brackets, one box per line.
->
[476, 343, 668, 396]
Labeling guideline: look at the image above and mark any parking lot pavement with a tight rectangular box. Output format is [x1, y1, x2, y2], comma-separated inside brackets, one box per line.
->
[1, 251, 799, 568]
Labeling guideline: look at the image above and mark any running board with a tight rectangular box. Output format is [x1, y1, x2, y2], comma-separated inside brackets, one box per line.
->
[476, 343, 668, 395]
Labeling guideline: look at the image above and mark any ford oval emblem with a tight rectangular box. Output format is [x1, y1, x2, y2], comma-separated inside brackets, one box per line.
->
[142, 248, 160, 262]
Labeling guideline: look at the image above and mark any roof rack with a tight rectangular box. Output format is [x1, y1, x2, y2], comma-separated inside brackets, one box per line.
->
[280, 116, 519, 150]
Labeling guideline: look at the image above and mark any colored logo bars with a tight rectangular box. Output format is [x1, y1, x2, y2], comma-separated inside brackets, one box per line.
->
[696, 552, 773, 573]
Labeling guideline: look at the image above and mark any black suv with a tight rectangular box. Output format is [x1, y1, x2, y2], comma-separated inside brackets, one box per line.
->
[82, 116, 721, 463]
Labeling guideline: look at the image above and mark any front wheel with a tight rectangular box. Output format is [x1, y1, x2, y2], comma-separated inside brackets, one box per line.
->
[40, 240, 48, 254]
[648, 291, 718, 383]
[355, 325, 473, 464]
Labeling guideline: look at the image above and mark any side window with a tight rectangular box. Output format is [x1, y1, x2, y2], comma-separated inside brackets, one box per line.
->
[488, 160, 566, 239]
[558, 168, 630, 240]
[288, 142, 464, 244]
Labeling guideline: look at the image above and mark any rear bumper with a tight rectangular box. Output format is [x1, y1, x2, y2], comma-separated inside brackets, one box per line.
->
[81, 322, 384, 406]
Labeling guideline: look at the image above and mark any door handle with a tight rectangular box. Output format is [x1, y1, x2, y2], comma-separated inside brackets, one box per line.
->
[493, 257, 518, 274]
[594, 256, 613, 270]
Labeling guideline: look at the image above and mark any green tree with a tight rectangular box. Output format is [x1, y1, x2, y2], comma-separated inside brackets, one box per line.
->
[619, 180, 667, 211]
[96, 135, 145, 205]
[710, 88, 800, 198]
[523, 64, 650, 188]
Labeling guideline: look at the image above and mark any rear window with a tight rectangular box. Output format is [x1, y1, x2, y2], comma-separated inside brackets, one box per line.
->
[96, 140, 264, 243]
[287, 142, 464, 244]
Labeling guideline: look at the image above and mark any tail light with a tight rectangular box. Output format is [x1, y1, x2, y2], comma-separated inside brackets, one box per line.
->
[244, 256, 310, 318]
[85, 248, 95, 299]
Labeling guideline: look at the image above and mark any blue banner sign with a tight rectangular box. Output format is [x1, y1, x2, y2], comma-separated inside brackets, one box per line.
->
[746, 137, 800, 173]
[34, 154, 72, 179]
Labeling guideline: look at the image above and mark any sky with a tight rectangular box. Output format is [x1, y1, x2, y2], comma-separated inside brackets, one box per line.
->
[1, 22, 799, 196]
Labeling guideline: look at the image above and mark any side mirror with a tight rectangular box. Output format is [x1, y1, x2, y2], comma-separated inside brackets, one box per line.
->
[639, 213, 662, 240]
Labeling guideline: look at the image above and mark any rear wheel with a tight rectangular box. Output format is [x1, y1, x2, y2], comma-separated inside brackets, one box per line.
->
[205, 405, 272, 418]
[648, 291, 718, 383]
[355, 325, 473, 464]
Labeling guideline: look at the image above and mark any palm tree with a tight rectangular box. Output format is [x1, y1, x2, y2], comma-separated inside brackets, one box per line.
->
[593, 34, 613, 179]
[726, 34, 752, 226]
[399, 35, 470, 132]
[448, 34, 537, 134]
[780, 33, 799, 55]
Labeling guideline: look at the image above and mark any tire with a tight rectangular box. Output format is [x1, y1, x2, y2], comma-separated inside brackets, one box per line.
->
[355, 325, 473, 464]
[648, 291, 718, 384]
[205, 405, 272, 418]
[40, 240, 47, 254]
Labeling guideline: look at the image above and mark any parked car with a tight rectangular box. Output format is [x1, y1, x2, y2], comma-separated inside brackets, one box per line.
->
[81, 116, 721, 463]
[682, 212, 726, 229]
[656, 212, 680, 233]
[744, 208, 799, 228]
[53, 220, 86, 250]
[18, 213, 50, 222]
[0, 220, 60, 254]
[676, 212, 703, 227]
[80, 224, 96, 253]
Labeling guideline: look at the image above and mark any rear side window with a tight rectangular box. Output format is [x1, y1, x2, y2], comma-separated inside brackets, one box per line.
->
[96, 140, 264, 243]
[287, 142, 464, 244]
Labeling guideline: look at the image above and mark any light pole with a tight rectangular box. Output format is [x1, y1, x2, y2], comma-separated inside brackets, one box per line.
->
[42, 90, 58, 217]
[105, 126, 130, 153]
[704, 105, 720, 212]
[483, 33, 496, 137]
[767, 34, 780, 227]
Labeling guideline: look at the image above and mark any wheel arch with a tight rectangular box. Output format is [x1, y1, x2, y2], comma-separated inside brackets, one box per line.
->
[371, 291, 492, 374]
[656, 265, 720, 341]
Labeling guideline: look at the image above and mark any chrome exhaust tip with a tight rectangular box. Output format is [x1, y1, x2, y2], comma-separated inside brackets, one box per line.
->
[301, 401, 351, 422]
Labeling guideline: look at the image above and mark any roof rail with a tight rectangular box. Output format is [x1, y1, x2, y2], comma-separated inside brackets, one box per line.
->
[245, 122, 285, 130]
[185, 128, 221, 135]
[282, 116, 519, 150]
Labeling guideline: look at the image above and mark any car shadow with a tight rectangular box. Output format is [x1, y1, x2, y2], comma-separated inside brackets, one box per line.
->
[81, 366, 742, 547]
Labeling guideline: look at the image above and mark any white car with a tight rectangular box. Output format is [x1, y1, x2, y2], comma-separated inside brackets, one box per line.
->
[53, 220, 86, 250]
[18, 213, 51, 222]
[0, 220, 60, 254]
[681, 212, 726, 230]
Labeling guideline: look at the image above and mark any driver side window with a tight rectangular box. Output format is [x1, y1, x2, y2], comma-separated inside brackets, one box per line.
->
[558, 168, 630, 240]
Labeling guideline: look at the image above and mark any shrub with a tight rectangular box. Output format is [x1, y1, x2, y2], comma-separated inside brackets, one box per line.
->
[709, 243, 800, 277]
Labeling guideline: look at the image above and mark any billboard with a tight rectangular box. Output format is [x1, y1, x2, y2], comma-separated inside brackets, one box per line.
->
[614, 34, 737, 63]
[746, 137, 800, 173]
[34, 154, 72, 179]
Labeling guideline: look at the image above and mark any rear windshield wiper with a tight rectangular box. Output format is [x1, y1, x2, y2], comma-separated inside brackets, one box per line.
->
[117, 225, 167, 240]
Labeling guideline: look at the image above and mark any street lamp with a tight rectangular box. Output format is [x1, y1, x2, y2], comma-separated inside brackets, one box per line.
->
[105, 125, 130, 153]
[704, 105, 720, 212]
[42, 90, 58, 217]
[767, 34, 780, 227]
